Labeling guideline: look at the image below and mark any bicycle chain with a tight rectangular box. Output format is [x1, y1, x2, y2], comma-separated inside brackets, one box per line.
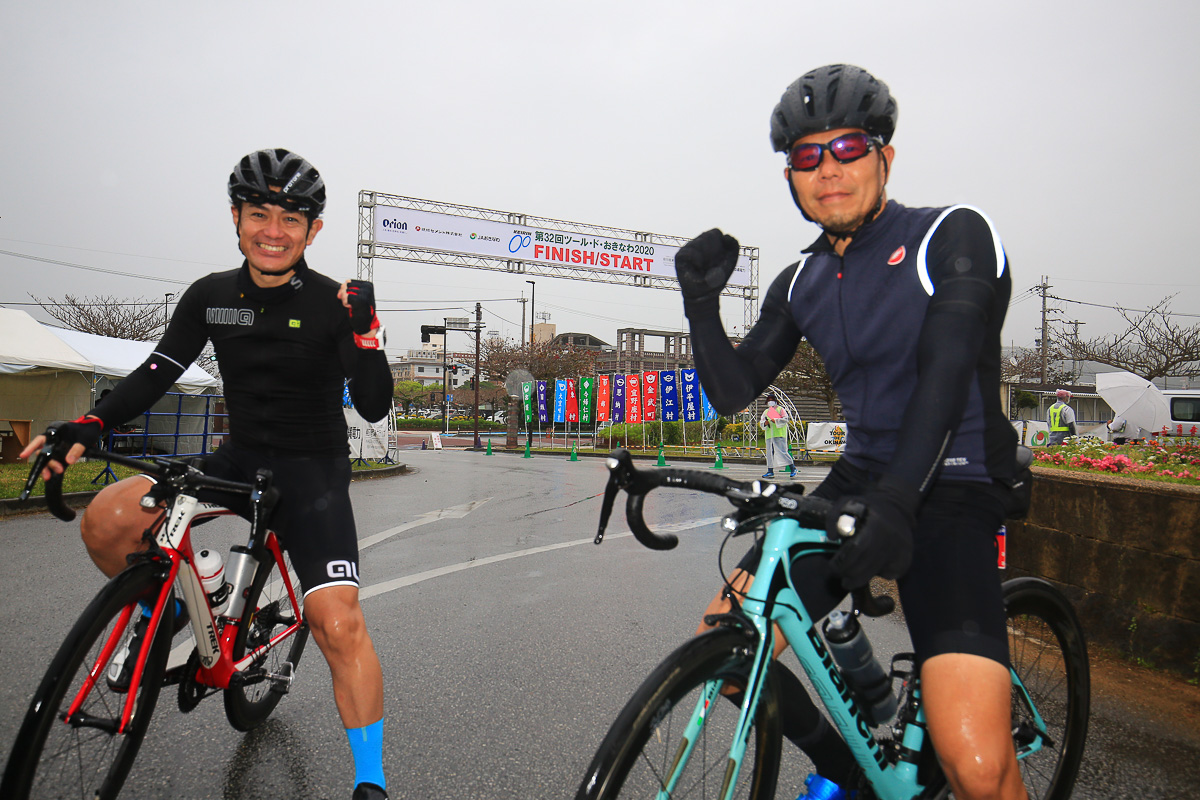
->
[177, 648, 217, 713]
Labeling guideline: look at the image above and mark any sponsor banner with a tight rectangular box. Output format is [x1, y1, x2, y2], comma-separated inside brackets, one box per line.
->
[579, 376, 594, 424]
[642, 371, 659, 422]
[700, 385, 717, 421]
[626, 374, 642, 424]
[522, 381, 534, 426]
[344, 407, 388, 459]
[553, 378, 568, 423]
[680, 369, 702, 422]
[612, 374, 626, 423]
[536, 381, 549, 424]
[806, 422, 849, 454]
[660, 370, 679, 422]
[566, 379, 579, 423]
[596, 375, 611, 422]
[372, 205, 752, 288]
[1015, 420, 1050, 447]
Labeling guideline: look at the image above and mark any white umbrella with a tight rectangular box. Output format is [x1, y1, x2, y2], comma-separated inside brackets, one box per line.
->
[1095, 371, 1170, 436]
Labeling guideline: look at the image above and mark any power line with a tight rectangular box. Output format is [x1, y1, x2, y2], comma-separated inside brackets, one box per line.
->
[0, 249, 191, 286]
[1047, 294, 1200, 319]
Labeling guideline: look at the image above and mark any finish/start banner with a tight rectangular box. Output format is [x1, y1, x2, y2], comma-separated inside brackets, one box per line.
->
[373, 205, 752, 288]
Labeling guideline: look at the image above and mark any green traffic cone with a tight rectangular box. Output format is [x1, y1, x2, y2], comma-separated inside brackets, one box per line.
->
[523, 438, 532, 458]
[486, 438, 493, 456]
[569, 443, 579, 462]
[656, 442, 669, 467]
[712, 444, 726, 470]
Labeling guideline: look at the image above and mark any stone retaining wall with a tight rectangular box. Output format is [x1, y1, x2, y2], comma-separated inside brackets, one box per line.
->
[1007, 467, 1200, 678]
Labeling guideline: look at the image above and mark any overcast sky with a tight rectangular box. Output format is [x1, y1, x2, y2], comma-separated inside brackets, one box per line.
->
[3, 0, 1198, 365]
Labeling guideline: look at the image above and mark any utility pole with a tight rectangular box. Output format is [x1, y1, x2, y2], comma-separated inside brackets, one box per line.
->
[1038, 276, 1050, 385]
[1066, 320, 1084, 382]
[474, 301, 482, 450]
[519, 296, 527, 348]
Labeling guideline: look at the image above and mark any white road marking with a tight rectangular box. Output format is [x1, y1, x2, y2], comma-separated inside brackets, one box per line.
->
[358, 498, 493, 550]
[358, 516, 723, 601]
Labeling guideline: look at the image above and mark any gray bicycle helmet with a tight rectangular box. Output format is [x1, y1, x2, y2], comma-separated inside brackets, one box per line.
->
[769, 64, 898, 152]
[228, 148, 326, 218]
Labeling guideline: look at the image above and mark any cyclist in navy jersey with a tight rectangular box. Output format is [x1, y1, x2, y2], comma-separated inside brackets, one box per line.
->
[675, 66, 1027, 800]
[23, 149, 393, 800]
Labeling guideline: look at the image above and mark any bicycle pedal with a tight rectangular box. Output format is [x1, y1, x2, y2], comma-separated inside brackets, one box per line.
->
[267, 661, 295, 694]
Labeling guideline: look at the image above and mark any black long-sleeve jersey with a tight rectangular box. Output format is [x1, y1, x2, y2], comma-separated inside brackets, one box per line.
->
[90, 259, 392, 458]
[685, 200, 1018, 499]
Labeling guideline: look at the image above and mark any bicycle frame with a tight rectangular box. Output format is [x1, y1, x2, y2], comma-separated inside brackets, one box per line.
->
[67, 491, 303, 735]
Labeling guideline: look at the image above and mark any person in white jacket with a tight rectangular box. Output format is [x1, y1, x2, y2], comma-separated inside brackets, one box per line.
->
[758, 393, 796, 479]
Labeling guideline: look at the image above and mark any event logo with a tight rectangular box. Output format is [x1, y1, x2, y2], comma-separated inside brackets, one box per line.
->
[381, 218, 408, 232]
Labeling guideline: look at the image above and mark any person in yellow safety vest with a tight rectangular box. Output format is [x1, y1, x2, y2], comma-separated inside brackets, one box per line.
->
[759, 393, 796, 478]
[1047, 388, 1077, 446]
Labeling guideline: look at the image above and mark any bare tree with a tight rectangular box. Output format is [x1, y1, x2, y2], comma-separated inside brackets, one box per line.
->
[32, 294, 168, 341]
[1001, 346, 1078, 386]
[1052, 295, 1200, 380]
[479, 338, 600, 384]
[772, 339, 841, 418]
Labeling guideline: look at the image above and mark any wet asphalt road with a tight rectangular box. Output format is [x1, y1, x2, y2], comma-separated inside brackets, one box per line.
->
[0, 450, 1196, 799]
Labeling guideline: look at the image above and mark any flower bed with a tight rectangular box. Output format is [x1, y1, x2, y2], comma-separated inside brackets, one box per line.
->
[1034, 437, 1200, 485]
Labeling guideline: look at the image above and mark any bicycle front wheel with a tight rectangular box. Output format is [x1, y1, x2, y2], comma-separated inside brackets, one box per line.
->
[1004, 577, 1090, 800]
[1, 562, 172, 800]
[223, 539, 309, 731]
[577, 627, 782, 800]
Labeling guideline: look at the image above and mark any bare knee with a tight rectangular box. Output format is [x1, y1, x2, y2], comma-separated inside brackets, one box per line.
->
[939, 752, 1014, 800]
[304, 586, 369, 657]
[81, 476, 159, 577]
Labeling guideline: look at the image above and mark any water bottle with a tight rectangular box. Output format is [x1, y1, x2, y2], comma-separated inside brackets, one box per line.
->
[797, 773, 846, 800]
[222, 546, 260, 620]
[822, 609, 898, 725]
[195, 548, 231, 617]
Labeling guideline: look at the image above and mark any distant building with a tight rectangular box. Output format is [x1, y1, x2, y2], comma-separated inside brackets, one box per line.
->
[389, 345, 476, 392]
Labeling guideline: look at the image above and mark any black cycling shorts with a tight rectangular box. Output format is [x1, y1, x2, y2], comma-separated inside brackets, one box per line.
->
[196, 442, 361, 597]
[738, 457, 1010, 670]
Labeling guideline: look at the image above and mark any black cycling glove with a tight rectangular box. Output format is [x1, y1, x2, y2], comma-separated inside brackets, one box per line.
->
[48, 415, 107, 465]
[344, 279, 378, 336]
[675, 229, 740, 313]
[828, 477, 918, 590]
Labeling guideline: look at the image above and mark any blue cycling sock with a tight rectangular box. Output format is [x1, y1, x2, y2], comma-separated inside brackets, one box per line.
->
[346, 718, 385, 790]
[139, 598, 184, 619]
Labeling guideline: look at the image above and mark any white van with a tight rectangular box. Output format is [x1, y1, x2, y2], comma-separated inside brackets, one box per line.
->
[1163, 389, 1200, 437]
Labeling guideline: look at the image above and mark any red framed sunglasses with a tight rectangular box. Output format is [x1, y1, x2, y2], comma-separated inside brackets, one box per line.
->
[787, 132, 878, 171]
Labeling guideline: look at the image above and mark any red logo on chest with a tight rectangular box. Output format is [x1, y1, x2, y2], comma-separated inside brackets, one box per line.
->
[887, 246, 906, 266]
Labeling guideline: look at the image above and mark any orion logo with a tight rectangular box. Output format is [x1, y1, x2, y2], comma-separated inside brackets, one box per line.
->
[327, 560, 360, 581]
[206, 308, 255, 326]
[381, 219, 408, 231]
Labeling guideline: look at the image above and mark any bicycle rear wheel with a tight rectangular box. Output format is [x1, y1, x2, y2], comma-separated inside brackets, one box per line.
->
[576, 627, 782, 800]
[0, 562, 172, 800]
[1003, 577, 1090, 800]
[224, 538, 309, 731]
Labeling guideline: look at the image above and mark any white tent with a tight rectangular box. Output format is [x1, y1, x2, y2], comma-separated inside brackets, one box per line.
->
[0, 308, 220, 452]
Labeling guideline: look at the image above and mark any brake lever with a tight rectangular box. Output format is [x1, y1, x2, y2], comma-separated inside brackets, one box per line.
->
[594, 463, 623, 545]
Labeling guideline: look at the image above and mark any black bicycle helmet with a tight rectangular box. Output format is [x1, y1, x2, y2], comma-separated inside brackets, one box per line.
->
[769, 64, 898, 152]
[228, 148, 326, 218]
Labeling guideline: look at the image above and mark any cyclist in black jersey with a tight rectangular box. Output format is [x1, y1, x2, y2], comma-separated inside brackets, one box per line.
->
[23, 149, 394, 800]
[676, 66, 1027, 800]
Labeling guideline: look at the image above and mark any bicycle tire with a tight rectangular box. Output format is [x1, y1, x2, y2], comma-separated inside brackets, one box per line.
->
[576, 627, 782, 800]
[0, 562, 172, 800]
[223, 540, 309, 731]
[1003, 576, 1090, 800]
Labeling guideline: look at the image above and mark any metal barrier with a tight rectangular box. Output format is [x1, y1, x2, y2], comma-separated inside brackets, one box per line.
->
[109, 392, 227, 458]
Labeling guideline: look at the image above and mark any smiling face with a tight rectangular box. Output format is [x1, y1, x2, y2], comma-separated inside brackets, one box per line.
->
[784, 127, 894, 249]
[231, 199, 322, 286]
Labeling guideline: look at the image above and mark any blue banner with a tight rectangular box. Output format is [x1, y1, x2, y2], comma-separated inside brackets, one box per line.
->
[611, 374, 626, 423]
[659, 370, 678, 422]
[536, 381, 549, 424]
[553, 379, 568, 423]
[701, 385, 717, 421]
[680, 369, 701, 422]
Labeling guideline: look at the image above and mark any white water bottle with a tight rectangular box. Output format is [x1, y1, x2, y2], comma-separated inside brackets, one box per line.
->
[195, 548, 231, 617]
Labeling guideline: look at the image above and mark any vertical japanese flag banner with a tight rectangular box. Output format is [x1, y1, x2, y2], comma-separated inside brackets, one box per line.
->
[626, 374, 642, 424]
[612, 375, 626, 423]
[660, 370, 678, 422]
[522, 381, 534, 426]
[681, 369, 701, 422]
[553, 379, 568, 423]
[701, 385, 717, 421]
[596, 375, 611, 422]
[641, 371, 659, 422]
[536, 381, 549, 424]
[579, 377, 594, 424]
[566, 379, 579, 423]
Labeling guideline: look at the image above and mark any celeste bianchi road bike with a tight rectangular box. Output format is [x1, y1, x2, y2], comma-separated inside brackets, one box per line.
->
[576, 449, 1090, 800]
[2, 424, 309, 800]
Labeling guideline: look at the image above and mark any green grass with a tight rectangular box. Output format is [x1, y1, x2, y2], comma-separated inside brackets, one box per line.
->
[0, 458, 398, 501]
